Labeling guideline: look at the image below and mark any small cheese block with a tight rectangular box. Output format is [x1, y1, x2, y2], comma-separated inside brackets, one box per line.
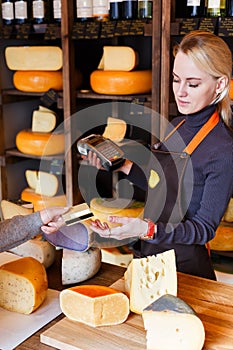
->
[16, 129, 65, 156]
[25, 170, 58, 197]
[142, 294, 205, 350]
[90, 70, 152, 95]
[90, 197, 144, 228]
[60, 284, 130, 327]
[13, 70, 63, 92]
[1, 199, 33, 219]
[98, 46, 138, 71]
[32, 109, 57, 133]
[0, 257, 48, 314]
[9, 236, 56, 268]
[5, 46, 62, 71]
[61, 248, 101, 285]
[102, 116, 127, 142]
[21, 188, 66, 211]
[124, 249, 177, 314]
[101, 246, 133, 267]
[209, 222, 233, 251]
[222, 198, 233, 222]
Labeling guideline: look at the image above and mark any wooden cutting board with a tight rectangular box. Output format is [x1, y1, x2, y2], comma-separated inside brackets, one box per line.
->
[40, 273, 233, 350]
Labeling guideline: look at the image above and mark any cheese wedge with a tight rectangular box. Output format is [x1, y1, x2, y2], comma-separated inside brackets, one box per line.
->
[5, 46, 63, 71]
[60, 285, 130, 327]
[209, 222, 233, 251]
[32, 110, 56, 133]
[21, 188, 66, 211]
[25, 170, 58, 197]
[142, 294, 205, 350]
[124, 249, 177, 314]
[13, 70, 63, 92]
[223, 198, 233, 222]
[101, 246, 133, 267]
[102, 116, 127, 142]
[0, 257, 48, 314]
[61, 248, 101, 285]
[1, 199, 33, 219]
[98, 46, 138, 71]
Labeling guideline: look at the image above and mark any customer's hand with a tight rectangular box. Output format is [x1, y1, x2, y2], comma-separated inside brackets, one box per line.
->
[40, 206, 69, 234]
[90, 216, 148, 240]
[85, 151, 133, 174]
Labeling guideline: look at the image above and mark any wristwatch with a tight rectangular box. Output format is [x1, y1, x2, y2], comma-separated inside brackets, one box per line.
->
[140, 219, 156, 240]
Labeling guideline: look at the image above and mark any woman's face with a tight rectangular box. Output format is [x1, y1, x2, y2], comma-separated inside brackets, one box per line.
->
[172, 51, 221, 115]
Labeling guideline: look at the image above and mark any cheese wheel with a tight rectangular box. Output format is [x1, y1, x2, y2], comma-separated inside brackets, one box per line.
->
[61, 248, 101, 285]
[60, 284, 130, 327]
[90, 70, 152, 95]
[90, 197, 144, 228]
[98, 46, 138, 71]
[1, 199, 33, 219]
[124, 249, 177, 314]
[142, 294, 205, 350]
[16, 129, 65, 156]
[5, 46, 62, 71]
[21, 188, 66, 211]
[13, 70, 63, 92]
[0, 257, 48, 314]
[209, 222, 233, 251]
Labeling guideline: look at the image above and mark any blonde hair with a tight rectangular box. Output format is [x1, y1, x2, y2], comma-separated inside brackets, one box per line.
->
[173, 30, 232, 127]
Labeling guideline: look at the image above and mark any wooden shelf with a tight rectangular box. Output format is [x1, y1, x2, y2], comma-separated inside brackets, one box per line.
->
[5, 148, 64, 161]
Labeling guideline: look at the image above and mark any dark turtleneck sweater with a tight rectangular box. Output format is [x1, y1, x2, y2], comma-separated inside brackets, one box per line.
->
[127, 105, 233, 246]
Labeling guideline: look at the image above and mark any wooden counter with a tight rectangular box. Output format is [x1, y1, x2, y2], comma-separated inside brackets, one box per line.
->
[15, 250, 233, 350]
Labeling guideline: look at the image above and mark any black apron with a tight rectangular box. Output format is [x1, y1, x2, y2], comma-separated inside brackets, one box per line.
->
[133, 111, 220, 280]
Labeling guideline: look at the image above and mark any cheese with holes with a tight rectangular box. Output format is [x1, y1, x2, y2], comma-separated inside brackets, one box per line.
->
[60, 284, 129, 327]
[61, 248, 101, 285]
[32, 108, 56, 133]
[0, 257, 48, 314]
[142, 294, 205, 350]
[5, 46, 62, 71]
[13, 70, 63, 92]
[124, 249, 177, 314]
[21, 188, 66, 211]
[16, 129, 65, 156]
[25, 170, 58, 197]
[98, 46, 138, 71]
[1, 199, 33, 219]
[90, 70, 152, 95]
[9, 236, 56, 268]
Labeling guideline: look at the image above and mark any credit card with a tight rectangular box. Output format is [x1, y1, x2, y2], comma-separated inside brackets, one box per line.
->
[62, 203, 94, 226]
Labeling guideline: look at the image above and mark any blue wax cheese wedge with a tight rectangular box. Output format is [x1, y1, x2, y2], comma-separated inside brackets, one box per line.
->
[63, 203, 94, 226]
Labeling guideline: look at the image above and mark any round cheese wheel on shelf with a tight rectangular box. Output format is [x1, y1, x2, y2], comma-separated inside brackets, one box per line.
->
[16, 129, 65, 156]
[13, 70, 63, 92]
[209, 222, 233, 251]
[90, 70, 152, 95]
[21, 188, 66, 211]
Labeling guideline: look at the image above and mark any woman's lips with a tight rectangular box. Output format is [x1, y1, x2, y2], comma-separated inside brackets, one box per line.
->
[177, 99, 189, 107]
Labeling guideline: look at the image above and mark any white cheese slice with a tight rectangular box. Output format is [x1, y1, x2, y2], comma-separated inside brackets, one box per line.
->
[25, 170, 58, 197]
[32, 110, 56, 133]
[98, 46, 138, 71]
[102, 116, 127, 142]
[124, 249, 177, 314]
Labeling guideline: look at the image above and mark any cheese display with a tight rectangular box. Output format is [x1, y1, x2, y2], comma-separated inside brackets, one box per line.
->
[124, 249, 177, 314]
[0, 257, 48, 314]
[25, 170, 58, 197]
[13, 70, 63, 92]
[142, 294, 205, 350]
[90, 70, 152, 95]
[61, 248, 101, 285]
[5, 46, 63, 71]
[90, 197, 144, 228]
[9, 236, 56, 268]
[32, 107, 56, 133]
[102, 116, 127, 142]
[60, 284, 130, 327]
[1, 199, 33, 219]
[101, 246, 133, 267]
[98, 46, 138, 71]
[16, 129, 65, 156]
[21, 188, 66, 211]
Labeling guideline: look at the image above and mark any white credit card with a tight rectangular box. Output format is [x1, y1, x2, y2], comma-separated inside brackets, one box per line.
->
[62, 203, 94, 226]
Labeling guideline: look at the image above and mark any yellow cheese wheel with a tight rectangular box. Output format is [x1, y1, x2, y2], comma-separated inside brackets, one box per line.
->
[5, 46, 62, 71]
[13, 70, 63, 92]
[90, 70, 152, 95]
[209, 222, 233, 251]
[0, 257, 48, 314]
[21, 188, 66, 211]
[16, 129, 65, 156]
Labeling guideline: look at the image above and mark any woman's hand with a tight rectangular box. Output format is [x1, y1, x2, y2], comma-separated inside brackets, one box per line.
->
[40, 206, 69, 234]
[90, 216, 148, 240]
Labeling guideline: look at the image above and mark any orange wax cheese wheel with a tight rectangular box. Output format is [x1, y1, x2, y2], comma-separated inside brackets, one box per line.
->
[21, 188, 66, 211]
[5, 46, 62, 71]
[60, 285, 130, 327]
[90, 70, 152, 95]
[13, 70, 63, 92]
[16, 129, 65, 156]
[0, 257, 48, 314]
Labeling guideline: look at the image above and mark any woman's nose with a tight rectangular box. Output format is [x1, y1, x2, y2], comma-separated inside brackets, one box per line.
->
[175, 83, 188, 97]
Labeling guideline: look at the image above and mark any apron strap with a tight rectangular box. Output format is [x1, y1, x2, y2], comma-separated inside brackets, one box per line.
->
[183, 110, 220, 155]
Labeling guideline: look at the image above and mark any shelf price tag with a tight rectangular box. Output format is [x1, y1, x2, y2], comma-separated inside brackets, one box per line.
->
[100, 21, 116, 38]
[85, 22, 100, 39]
[0, 25, 14, 39]
[45, 23, 61, 40]
[72, 22, 86, 39]
[179, 18, 200, 35]
[15, 23, 31, 39]
[218, 17, 233, 37]
[129, 19, 145, 36]
[114, 20, 131, 36]
[198, 17, 218, 34]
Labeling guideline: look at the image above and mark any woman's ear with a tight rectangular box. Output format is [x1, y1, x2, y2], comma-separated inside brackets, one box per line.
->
[215, 76, 228, 95]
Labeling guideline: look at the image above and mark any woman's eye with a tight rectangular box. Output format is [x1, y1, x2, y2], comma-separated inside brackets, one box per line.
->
[188, 83, 199, 88]
[172, 78, 179, 83]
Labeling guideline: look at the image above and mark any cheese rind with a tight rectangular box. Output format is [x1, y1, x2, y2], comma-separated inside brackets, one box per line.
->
[5, 46, 63, 71]
[21, 188, 66, 211]
[13, 70, 63, 92]
[124, 249, 177, 314]
[98, 46, 138, 71]
[1, 199, 33, 219]
[0, 257, 48, 314]
[142, 294, 205, 350]
[60, 284, 130, 327]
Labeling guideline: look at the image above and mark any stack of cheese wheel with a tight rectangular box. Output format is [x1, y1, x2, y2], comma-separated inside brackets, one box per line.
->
[90, 46, 152, 95]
